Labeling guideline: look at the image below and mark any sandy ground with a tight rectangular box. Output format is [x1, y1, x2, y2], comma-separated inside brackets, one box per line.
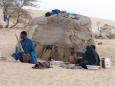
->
[96, 39, 115, 62]
[91, 17, 115, 28]
[0, 29, 115, 86]
[0, 29, 22, 59]
[0, 61, 115, 86]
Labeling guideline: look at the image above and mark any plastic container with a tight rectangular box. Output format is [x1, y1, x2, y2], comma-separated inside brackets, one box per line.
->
[102, 58, 112, 69]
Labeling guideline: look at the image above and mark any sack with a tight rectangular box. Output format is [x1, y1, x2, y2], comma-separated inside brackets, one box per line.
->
[22, 54, 31, 63]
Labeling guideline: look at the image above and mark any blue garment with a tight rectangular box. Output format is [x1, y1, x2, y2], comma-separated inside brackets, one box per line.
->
[12, 38, 37, 64]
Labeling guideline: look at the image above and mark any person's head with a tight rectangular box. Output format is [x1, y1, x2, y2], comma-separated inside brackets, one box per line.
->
[20, 31, 27, 39]
[91, 45, 96, 50]
[86, 45, 92, 51]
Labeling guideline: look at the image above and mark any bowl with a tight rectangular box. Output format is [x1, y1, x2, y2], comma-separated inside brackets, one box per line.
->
[86, 65, 100, 70]
[50, 61, 64, 66]
[67, 64, 75, 68]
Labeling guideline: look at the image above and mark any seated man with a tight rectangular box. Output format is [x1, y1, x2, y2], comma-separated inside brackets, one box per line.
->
[80, 45, 100, 69]
[12, 31, 37, 64]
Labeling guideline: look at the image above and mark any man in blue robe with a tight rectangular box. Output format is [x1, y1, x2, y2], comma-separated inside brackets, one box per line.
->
[12, 31, 37, 64]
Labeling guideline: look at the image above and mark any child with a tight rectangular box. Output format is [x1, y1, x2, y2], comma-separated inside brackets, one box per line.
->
[69, 48, 76, 64]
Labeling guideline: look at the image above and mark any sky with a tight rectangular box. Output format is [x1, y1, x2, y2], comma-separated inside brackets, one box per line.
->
[35, 0, 115, 21]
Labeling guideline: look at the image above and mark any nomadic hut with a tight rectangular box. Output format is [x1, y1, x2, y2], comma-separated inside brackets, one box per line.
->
[26, 13, 94, 61]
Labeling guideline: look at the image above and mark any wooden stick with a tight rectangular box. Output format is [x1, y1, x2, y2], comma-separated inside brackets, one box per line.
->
[15, 34, 24, 52]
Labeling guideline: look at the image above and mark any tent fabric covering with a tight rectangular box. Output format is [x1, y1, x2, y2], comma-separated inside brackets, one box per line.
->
[26, 13, 94, 61]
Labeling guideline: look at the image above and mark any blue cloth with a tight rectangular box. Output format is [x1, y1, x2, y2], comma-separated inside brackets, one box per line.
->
[52, 9, 60, 14]
[12, 52, 23, 62]
[12, 38, 37, 64]
[3, 15, 8, 22]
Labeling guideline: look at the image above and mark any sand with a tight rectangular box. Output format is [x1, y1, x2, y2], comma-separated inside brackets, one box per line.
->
[0, 61, 114, 86]
[0, 29, 22, 59]
[96, 39, 115, 62]
[0, 29, 115, 86]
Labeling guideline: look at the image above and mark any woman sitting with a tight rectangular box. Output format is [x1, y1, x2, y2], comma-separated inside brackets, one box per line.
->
[80, 45, 100, 69]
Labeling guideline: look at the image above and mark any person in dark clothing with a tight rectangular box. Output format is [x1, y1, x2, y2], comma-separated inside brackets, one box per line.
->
[80, 45, 100, 69]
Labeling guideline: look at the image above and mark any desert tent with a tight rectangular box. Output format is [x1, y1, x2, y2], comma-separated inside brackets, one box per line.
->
[26, 13, 94, 61]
